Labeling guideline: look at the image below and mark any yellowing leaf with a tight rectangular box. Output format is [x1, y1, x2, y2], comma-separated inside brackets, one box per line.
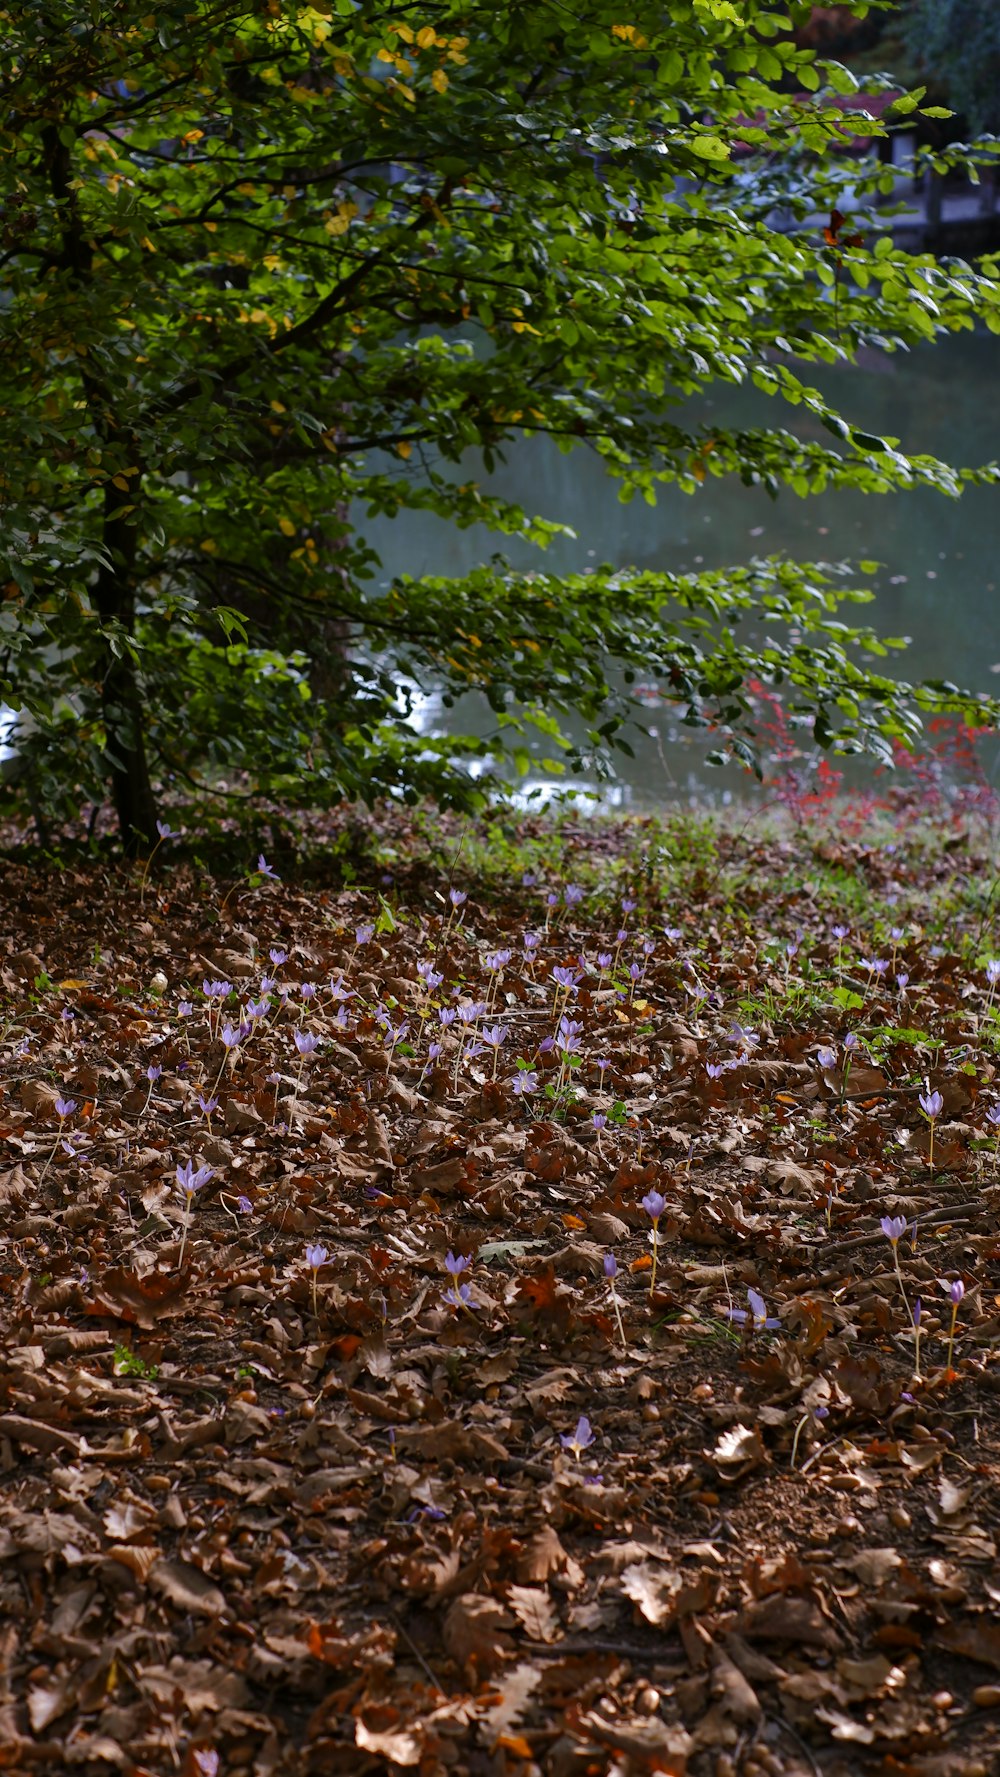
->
[431, 67, 448, 92]
[396, 441, 412, 459]
[278, 517, 296, 536]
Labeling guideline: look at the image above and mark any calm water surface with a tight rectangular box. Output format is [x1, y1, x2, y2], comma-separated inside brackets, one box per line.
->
[365, 329, 1000, 805]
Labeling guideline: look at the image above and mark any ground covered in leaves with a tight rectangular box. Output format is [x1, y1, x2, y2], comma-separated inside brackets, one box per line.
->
[3, 801, 1000, 1777]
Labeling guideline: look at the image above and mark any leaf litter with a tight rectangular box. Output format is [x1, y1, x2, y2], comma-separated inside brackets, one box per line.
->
[1, 801, 1000, 1775]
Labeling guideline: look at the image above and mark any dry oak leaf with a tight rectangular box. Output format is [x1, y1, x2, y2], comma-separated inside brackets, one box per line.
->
[517, 1526, 583, 1588]
[107, 1543, 160, 1583]
[354, 1718, 422, 1766]
[506, 1583, 560, 1643]
[89, 1268, 192, 1330]
[366, 1109, 395, 1166]
[739, 1593, 841, 1650]
[443, 1593, 514, 1672]
[0, 1413, 81, 1457]
[621, 1563, 717, 1629]
[709, 1646, 761, 1723]
[579, 1709, 693, 1773]
[843, 1547, 903, 1591]
[411, 1156, 469, 1194]
[396, 1422, 509, 1464]
[707, 1424, 767, 1477]
[937, 1618, 1000, 1672]
[20, 1080, 60, 1116]
[140, 1658, 250, 1714]
[150, 1560, 227, 1618]
[28, 1677, 75, 1735]
[765, 1158, 824, 1198]
[479, 1661, 543, 1738]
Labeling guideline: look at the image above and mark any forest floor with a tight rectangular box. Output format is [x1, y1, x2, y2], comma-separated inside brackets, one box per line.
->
[2, 796, 1000, 1777]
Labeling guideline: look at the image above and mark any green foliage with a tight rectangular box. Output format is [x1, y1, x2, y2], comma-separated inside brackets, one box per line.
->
[2, 0, 1000, 848]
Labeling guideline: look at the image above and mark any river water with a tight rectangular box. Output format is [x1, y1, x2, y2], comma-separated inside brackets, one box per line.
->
[365, 328, 1000, 807]
[4, 332, 996, 808]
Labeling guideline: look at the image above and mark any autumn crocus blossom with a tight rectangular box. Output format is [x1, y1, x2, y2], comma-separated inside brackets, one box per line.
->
[642, 1188, 666, 1297]
[560, 1415, 595, 1459]
[918, 1089, 944, 1168]
[727, 1287, 780, 1332]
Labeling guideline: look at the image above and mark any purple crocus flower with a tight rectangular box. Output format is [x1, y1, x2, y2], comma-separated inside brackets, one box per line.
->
[445, 1251, 471, 1277]
[880, 1215, 907, 1247]
[294, 1029, 320, 1056]
[642, 1189, 666, 1226]
[727, 1287, 780, 1331]
[55, 1096, 76, 1119]
[305, 1243, 329, 1271]
[919, 1090, 944, 1121]
[257, 854, 279, 881]
[176, 1160, 214, 1198]
[560, 1415, 596, 1457]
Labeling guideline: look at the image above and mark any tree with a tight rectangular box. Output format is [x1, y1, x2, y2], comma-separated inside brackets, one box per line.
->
[2, 0, 1000, 852]
[902, 0, 1000, 135]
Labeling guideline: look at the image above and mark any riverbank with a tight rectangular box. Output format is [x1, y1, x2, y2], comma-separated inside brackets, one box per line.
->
[2, 801, 999, 1775]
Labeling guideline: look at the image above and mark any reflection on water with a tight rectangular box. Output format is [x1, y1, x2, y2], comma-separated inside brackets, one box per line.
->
[365, 329, 1000, 805]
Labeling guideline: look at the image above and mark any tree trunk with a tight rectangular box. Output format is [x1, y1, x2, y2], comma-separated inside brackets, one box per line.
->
[93, 482, 159, 856]
[44, 124, 159, 856]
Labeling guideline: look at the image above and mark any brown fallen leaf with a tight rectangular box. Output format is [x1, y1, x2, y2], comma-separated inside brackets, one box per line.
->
[516, 1525, 582, 1587]
[579, 1708, 693, 1771]
[107, 1542, 160, 1583]
[480, 1661, 543, 1741]
[937, 1618, 1000, 1672]
[396, 1422, 509, 1464]
[739, 1593, 841, 1649]
[28, 1677, 75, 1734]
[411, 1156, 468, 1194]
[709, 1645, 761, 1723]
[355, 1718, 422, 1766]
[506, 1583, 559, 1643]
[620, 1563, 716, 1628]
[366, 1110, 395, 1166]
[0, 1414, 81, 1457]
[443, 1593, 513, 1673]
[150, 1560, 228, 1618]
[707, 1424, 767, 1477]
[88, 1268, 192, 1329]
[20, 1079, 60, 1116]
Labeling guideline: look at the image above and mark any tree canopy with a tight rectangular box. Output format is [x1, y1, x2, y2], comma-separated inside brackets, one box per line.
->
[3, 0, 1000, 851]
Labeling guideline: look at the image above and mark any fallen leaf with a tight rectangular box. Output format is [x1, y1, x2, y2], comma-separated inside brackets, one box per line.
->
[150, 1561, 228, 1618]
[739, 1594, 840, 1649]
[937, 1619, 1000, 1672]
[443, 1594, 513, 1672]
[506, 1583, 559, 1643]
[355, 1718, 422, 1765]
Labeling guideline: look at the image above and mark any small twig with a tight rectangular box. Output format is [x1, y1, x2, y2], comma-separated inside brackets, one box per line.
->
[824, 1201, 981, 1256]
[389, 1611, 443, 1691]
[765, 1712, 823, 1777]
[520, 1639, 687, 1666]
